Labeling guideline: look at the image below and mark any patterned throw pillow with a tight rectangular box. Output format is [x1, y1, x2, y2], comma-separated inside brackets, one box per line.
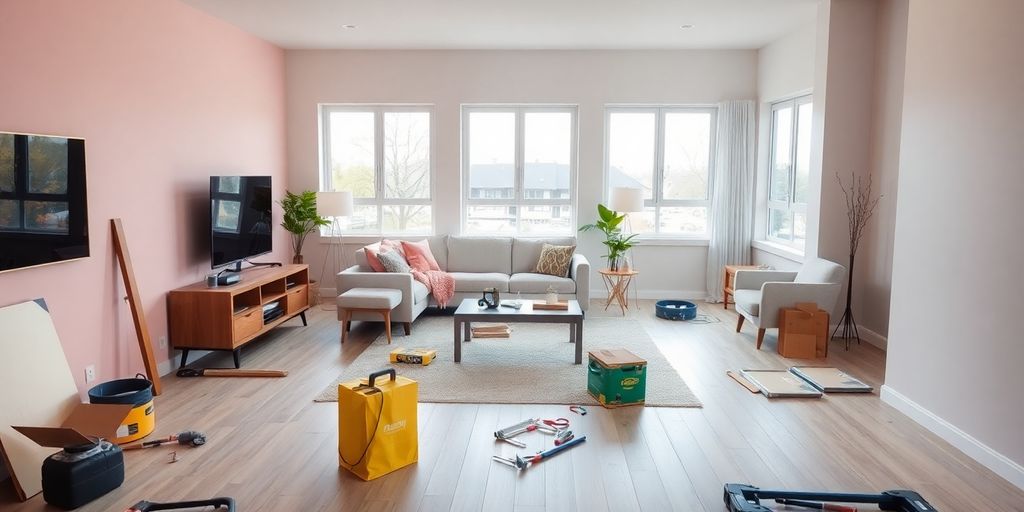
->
[534, 243, 576, 277]
[378, 250, 412, 273]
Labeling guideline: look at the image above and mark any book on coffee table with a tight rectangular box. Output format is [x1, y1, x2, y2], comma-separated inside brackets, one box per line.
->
[471, 322, 511, 338]
[533, 301, 569, 311]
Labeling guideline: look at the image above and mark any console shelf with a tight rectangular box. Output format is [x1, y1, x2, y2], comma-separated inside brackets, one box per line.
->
[168, 264, 310, 368]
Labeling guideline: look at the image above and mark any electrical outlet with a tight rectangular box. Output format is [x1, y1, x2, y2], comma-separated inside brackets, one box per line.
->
[159, 336, 168, 350]
[85, 365, 96, 383]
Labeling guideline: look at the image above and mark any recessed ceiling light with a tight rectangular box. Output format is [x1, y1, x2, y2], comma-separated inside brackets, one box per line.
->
[680, 24, 694, 29]
[342, 24, 358, 30]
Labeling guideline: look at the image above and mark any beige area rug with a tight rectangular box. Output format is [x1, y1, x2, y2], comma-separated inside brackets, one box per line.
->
[314, 315, 702, 407]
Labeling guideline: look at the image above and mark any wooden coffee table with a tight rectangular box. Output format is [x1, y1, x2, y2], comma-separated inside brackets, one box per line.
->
[453, 298, 584, 364]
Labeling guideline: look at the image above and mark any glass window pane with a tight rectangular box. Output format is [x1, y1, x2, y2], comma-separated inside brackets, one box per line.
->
[217, 176, 240, 194]
[0, 199, 20, 229]
[663, 112, 712, 200]
[768, 208, 793, 241]
[524, 112, 572, 201]
[466, 205, 516, 234]
[519, 205, 572, 234]
[28, 135, 68, 194]
[24, 201, 69, 233]
[0, 134, 14, 193]
[468, 112, 515, 202]
[608, 112, 655, 200]
[793, 102, 813, 205]
[658, 206, 708, 235]
[625, 208, 657, 234]
[383, 205, 431, 234]
[793, 211, 807, 249]
[213, 199, 241, 233]
[383, 112, 430, 199]
[329, 111, 375, 198]
[770, 106, 793, 202]
[338, 204, 379, 233]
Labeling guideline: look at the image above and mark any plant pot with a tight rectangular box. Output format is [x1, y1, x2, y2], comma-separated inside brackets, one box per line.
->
[292, 254, 304, 264]
[608, 255, 620, 272]
[309, 280, 321, 306]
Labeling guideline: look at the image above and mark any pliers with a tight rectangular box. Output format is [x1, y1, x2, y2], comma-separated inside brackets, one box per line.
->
[569, 405, 587, 416]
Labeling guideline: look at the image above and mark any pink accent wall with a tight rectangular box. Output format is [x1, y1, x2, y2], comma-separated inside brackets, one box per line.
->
[0, 0, 287, 393]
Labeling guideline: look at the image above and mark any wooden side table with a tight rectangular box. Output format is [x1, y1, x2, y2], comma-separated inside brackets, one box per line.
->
[723, 264, 760, 309]
[599, 269, 639, 315]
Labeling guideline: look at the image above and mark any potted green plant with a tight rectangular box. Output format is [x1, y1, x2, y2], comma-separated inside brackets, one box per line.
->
[278, 190, 330, 264]
[579, 204, 638, 271]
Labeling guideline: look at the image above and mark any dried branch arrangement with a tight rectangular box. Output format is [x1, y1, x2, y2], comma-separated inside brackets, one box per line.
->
[836, 171, 882, 258]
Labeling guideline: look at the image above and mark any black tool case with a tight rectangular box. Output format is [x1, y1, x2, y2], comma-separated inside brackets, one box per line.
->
[42, 440, 124, 509]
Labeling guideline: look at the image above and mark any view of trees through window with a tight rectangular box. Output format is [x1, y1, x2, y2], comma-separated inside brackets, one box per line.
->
[323, 107, 432, 234]
[0, 133, 71, 234]
[606, 108, 715, 236]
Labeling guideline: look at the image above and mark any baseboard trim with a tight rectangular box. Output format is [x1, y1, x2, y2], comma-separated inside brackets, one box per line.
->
[880, 384, 1024, 490]
[590, 289, 707, 301]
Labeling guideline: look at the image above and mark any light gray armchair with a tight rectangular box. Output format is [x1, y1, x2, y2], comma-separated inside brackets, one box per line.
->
[733, 258, 846, 349]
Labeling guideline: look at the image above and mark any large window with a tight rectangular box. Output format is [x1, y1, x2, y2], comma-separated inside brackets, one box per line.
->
[462, 106, 577, 235]
[605, 107, 716, 237]
[766, 95, 812, 249]
[320, 105, 433, 234]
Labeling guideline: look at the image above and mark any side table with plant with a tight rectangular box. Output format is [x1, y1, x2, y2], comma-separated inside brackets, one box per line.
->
[579, 204, 637, 271]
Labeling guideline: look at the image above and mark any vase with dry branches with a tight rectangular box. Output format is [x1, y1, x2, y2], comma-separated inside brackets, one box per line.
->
[833, 172, 881, 349]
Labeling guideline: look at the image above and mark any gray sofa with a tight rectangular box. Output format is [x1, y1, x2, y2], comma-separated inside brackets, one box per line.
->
[336, 235, 590, 329]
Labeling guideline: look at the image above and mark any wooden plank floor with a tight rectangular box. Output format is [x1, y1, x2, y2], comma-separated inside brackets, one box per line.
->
[2, 300, 1022, 511]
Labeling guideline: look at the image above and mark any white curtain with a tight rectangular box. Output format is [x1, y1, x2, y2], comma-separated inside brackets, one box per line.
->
[706, 100, 756, 302]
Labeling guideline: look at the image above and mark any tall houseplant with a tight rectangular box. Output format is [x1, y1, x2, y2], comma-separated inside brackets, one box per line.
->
[279, 190, 330, 264]
[579, 204, 638, 271]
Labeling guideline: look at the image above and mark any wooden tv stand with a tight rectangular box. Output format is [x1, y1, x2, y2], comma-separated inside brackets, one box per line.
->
[168, 264, 310, 368]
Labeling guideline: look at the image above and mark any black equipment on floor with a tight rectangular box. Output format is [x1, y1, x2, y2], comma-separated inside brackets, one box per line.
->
[723, 483, 938, 512]
[126, 497, 236, 511]
[42, 439, 124, 509]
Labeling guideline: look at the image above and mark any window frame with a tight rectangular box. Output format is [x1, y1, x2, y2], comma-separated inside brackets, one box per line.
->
[765, 94, 812, 247]
[0, 134, 73, 235]
[460, 104, 579, 236]
[318, 104, 435, 236]
[603, 105, 718, 239]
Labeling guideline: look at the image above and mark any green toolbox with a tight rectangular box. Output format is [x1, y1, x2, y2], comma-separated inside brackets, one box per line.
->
[587, 349, 647, 408]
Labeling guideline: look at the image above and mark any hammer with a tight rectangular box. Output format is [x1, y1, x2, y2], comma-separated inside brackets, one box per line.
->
[123, 431, 206, 451]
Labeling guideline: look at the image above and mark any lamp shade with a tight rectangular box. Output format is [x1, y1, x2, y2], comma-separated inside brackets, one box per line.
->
[317, 190, 354, 217]
[609, 187, 645, 213]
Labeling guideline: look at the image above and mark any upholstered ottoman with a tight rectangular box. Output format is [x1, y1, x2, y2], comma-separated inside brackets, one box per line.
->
[337, 288, 403, 344]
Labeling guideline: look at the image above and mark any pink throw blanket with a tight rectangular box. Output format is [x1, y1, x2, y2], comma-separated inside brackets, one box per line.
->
[412, 270, 455, 308]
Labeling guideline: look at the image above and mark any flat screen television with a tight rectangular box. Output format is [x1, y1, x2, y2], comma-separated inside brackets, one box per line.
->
[210, 176, 272, 270]
[0, 132, 89, 273]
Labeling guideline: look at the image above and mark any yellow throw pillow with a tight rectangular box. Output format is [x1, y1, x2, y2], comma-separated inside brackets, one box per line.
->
[534, 244, 576, 277]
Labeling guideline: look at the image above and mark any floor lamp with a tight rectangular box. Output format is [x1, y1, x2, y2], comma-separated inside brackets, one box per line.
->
[317, 191, 354, 309]
[608, 186, 645, 308]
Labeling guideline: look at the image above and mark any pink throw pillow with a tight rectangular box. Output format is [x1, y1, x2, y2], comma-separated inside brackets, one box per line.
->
[401, 239, 441, 272]
[363, 242, 387, 272]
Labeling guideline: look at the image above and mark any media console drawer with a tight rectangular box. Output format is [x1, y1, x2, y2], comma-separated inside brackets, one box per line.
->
[233, 309, 262, 343]
[286, 285, 308, 315]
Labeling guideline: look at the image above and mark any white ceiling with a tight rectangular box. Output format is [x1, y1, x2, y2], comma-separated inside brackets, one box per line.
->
[181, 0, 819, 50]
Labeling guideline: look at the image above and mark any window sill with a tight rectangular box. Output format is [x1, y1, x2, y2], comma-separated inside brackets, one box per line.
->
[752, 240, 805, 263]
[632, 237, 709, 247]
[318, 234, 432, 245]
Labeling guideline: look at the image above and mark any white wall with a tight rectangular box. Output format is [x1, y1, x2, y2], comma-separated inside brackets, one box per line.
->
[883, 0, 1024, 488]
[752, 22, 816, 270]
[284, 50, 757, 298]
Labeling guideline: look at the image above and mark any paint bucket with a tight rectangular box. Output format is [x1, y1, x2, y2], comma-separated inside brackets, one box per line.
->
[87, 374, 155, 444]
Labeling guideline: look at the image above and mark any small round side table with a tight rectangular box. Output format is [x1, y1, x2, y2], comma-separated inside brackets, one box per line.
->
[598, 268, 639, 315]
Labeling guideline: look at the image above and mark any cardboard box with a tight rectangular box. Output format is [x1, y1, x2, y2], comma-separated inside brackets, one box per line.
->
[778, 303, 829, 359]
[14, 403, 134, 449]
[389, 348, 437, 366]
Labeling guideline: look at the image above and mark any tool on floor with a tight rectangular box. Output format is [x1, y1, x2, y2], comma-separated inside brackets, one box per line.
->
[554, 429, 574, 446]
[569, 405, 587, 415]
[494, 418, 566, 447]
[539, 417, 570, 430]
[176, 368, 287, 378]
[122, 431, 206, 451]
[493, 435, 588, 471]
[723, 483, 937, 512]
[125, 497, 235, 511]
[775, 498, 858, 511]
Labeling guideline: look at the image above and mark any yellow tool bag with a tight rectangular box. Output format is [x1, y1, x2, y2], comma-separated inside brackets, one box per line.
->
[337, 369, 418, 481]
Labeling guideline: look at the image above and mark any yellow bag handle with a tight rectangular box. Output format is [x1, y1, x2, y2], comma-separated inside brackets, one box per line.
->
[340, 369, 393, 467]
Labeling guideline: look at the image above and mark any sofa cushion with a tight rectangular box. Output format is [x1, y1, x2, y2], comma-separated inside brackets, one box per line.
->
[450, 272, 510, 293]
[534, 243, 576, 277]
[401, 239, 441, 272]
[509, 273, 576, 294]
[378, 250, 412, 273]
[338, 288, 402, 310]
[447, 236, 512, 274]
[732, 289, 761, 317]
[512, 237, 576, 274]
[426, 235, 448, 271]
